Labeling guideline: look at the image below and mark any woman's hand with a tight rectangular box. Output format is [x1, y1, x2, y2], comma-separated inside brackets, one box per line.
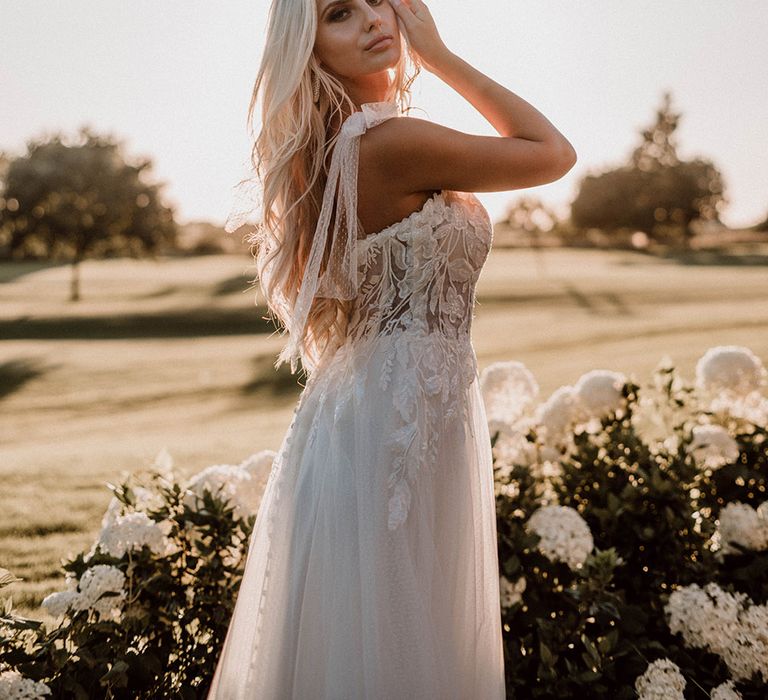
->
[388, 0, 450, 73]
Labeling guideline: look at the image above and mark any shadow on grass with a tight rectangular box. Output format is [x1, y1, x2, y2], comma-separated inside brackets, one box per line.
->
[0, 260, 71, 284]
[660, 250, 768, 266]
[0, 357, 51, 400]
[0, 521, 84, 538]
[240, 354, 305, 398]
[212, 274, 256, 297]
[130, 285, 178, 300]
[1, 308, 278, 339]
[561, 284, 635, 316]
[527, 246, 768, 267]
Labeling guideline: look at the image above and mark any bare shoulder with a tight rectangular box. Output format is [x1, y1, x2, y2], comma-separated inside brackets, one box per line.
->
[360, 115, 576, 195]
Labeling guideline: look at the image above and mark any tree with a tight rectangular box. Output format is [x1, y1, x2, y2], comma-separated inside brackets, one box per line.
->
[0, 127, 177, 300]
[501, 195, 560, 270]
[629, 91, 682, 171]
[503, 196, 558, 236]
[570, 91, 726, 249]
[753, 208, 768, 232]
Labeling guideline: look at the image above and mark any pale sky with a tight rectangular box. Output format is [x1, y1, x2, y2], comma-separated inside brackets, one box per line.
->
[2, 0, 767, 229]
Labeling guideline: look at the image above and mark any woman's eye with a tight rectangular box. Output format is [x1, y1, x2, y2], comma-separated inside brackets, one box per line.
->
[329, 0, 382, 21]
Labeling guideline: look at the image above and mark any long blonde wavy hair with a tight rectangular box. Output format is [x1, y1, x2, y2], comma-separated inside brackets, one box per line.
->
[237, 0, 422, 379]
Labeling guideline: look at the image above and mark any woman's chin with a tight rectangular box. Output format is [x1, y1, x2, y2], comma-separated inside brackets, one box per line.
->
[375, 49, 401, 71]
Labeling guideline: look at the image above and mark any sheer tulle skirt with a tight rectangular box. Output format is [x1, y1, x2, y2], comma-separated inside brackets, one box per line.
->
[207, 338, 506, 699]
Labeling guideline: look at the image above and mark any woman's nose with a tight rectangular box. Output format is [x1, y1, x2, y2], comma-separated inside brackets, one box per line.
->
[363, 5, 384, 29]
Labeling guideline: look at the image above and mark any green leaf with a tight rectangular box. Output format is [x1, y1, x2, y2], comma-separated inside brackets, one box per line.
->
[539, 640, 557, 667]
[99, 658, 130, 687]
[581, 633, 601, 667]
[0, 568, 23, 589]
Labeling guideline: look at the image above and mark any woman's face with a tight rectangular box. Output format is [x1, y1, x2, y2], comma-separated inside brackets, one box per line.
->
[314, 0, 401, 80]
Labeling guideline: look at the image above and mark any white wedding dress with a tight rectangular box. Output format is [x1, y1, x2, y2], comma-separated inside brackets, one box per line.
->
[207, 102, 506, 699]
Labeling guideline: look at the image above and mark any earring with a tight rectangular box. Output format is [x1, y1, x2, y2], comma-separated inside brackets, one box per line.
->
[312, 72, 320, 103]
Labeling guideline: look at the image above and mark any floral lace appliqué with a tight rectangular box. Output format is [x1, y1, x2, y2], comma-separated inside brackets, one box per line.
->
[345, 190, 493, 531]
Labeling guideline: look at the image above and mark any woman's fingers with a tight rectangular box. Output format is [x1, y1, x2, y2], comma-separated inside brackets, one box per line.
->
[389, 0, 414, 43]
[406, 0, 430, 20]
[389, 0, 445, 71]
[390, 0, 415, 21]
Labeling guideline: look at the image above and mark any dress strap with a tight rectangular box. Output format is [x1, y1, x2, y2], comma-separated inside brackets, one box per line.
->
[281, 100, 400, 374]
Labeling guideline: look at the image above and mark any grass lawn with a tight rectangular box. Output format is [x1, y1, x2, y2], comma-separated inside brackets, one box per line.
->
[2, 247, 767, 624]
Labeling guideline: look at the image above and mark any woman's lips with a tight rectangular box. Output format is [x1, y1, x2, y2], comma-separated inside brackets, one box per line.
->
[365, 35, 393, 51]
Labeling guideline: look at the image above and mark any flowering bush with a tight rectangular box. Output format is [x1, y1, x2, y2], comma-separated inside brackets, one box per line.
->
[665, 582, 768, 684]
[0, 668, 52, 699]
[0, 448, 276, 699]
[1, 345, 765, 698]
[484, 345, 767, 698]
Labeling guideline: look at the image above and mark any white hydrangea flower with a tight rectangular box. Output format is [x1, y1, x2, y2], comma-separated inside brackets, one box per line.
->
[100, 495, 124, 529]
[663, 434, 680, 453]
[631, 393, 670, 447]
[534, 385, 580, 443]
[525, 505, 594, 570]
[528, 444, 563, 481]
[0, 669, 52, 699]
[43, 565, 127, 623]
[238, 450, 276, 512]
[531, 458, 563, 481]
[40, 590, 81, 618]
[492, 431, 536, 474]
[695, 345, 767, 398]
[666, 582, 745, 651]
[709, 391, 768, 428]
[686, 424, 740, 471]
[573, 369, 627, 418]
[634, 658, 686, 700]
[665, 581, 768, 682]
[184, 463, 260, 521]
[480, 361, 540, 435]
[239, 449, 277, 476]
[495, 481, 520, 500]
[499, 574, 526, 611]
[95, 487, 162, 527]
[132, 486, 166, 513]
[716, 501, 768, 555]
[737, 603, 768, 682]
[96, 511, 175, 559]
[630, 370, 692, 450]
[538, 444, 563, 463]
[72, 565, 127, 622]
[710, 679, 743, 699]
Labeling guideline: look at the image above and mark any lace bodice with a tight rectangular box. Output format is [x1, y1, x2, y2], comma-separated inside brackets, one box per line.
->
[350, 188, 492, 344]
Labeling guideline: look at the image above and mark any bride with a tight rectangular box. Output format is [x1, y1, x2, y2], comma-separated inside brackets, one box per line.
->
[207, 0, 575, 697]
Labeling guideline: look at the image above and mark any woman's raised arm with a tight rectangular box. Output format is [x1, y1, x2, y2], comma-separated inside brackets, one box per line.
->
[377, 0, 577, 193]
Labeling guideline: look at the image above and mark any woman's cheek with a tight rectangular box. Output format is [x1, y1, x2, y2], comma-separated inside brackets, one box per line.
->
[319, 30, 350, 66]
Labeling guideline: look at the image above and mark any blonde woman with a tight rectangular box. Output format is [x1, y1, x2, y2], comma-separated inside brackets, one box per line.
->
[208, 0, 575, 697]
